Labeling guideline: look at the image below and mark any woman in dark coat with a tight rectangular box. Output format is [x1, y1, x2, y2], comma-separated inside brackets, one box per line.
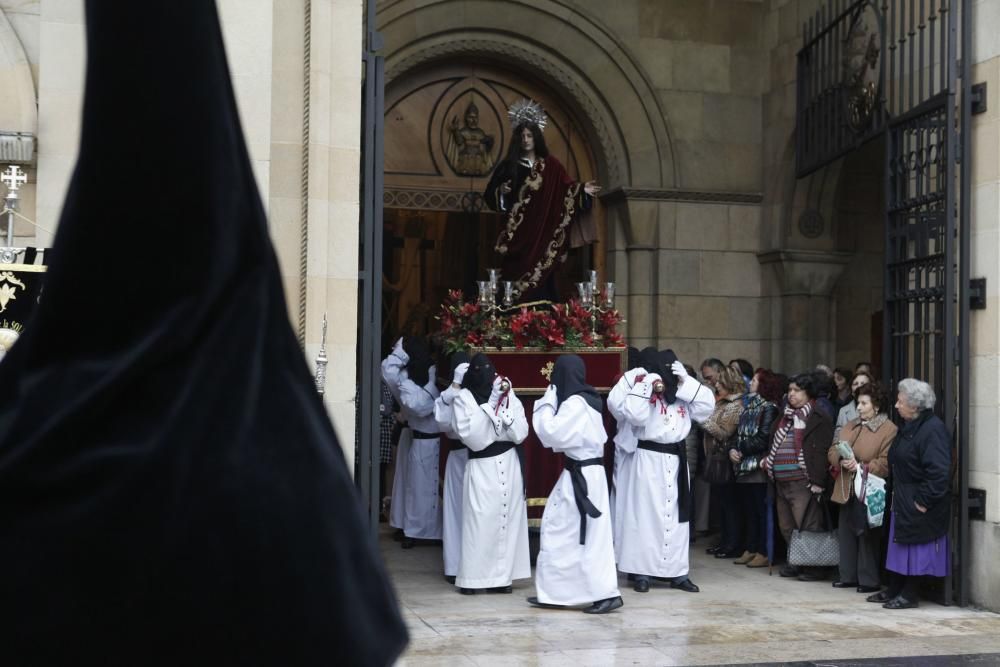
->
[868, 379, 952, 609]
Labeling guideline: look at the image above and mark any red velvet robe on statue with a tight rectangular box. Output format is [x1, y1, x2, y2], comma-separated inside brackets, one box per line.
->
[485, 155, 591, 298]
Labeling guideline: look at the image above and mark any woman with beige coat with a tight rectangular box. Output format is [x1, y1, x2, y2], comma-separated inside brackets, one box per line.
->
[828, 382, 897, 593]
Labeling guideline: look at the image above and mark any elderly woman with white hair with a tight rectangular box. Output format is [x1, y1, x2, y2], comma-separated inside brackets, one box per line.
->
[867, 378, 952, 610]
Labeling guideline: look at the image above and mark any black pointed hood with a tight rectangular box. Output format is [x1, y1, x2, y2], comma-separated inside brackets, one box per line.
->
[0, 2, 406, 664]
[463, 352, 496, 404]
[551, 354, 602, 414]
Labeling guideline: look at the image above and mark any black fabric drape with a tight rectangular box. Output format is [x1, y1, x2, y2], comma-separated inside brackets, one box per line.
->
[551, 354, 602, 414]
[0, 2, 407, 665]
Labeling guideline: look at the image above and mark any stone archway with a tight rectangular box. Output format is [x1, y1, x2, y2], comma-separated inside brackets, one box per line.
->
[377, 0, 682, 344]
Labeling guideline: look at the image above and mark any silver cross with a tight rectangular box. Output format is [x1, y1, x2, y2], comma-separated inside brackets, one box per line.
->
[0, 166, 27, 192]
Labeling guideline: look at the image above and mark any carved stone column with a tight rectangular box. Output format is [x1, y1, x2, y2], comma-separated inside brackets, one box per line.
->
[758, 249, 852, 373]
[605, 195, 659, 348]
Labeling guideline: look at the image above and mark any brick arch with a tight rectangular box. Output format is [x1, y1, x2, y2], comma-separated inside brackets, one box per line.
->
[378, 0, 676, 190]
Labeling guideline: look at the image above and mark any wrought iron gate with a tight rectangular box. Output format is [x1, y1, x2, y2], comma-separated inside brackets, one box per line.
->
[359, 0, 386, 537]
[797, 0, 972, 605]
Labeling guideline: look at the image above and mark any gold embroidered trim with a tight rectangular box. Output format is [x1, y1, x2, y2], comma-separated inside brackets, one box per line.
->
[512, 181, 581, 295]
[494, 159, 545, 256]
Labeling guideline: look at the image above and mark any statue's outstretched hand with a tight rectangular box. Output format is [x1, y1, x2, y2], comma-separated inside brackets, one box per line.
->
[584, 180, 602, 196]
[500, 180, 513, 194]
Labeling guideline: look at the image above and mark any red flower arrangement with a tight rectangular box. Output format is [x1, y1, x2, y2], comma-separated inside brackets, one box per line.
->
[436, 290, 625, 353]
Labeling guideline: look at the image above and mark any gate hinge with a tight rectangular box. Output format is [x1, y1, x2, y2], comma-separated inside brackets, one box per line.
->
[972, 82, 988, 116]
[970, 277, 987, 310]
[968, 488, 986, 521]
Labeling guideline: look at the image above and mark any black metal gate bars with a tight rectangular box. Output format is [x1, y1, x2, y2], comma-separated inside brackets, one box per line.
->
[796, 0, 972, 605]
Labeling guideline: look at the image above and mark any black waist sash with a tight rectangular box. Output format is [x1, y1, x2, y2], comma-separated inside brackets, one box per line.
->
[411, 430, 439, 440]
[638, 440, 691, 524]
[562, 455, 604, 545]
[469, 441, 526, 495]
[447, 441, 466, 452]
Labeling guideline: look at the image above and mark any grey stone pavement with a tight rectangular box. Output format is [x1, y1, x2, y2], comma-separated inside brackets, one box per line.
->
[382, 527, 1000, 666]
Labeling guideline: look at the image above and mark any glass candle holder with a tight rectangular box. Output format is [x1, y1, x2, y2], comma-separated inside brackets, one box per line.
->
[604, 282, 615, 309]
[503, 281, 514, 307]
[487, 268, 501, 295]
[478, 280, 492, 306]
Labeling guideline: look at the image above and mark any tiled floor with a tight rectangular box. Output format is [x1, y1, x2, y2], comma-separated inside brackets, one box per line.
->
[384, 528, 1000, 666]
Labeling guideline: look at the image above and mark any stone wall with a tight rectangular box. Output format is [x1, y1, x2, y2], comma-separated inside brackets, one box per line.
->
[969, 0, 1000, 611]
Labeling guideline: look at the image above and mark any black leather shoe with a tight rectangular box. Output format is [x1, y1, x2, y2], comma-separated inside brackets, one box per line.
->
[832, 580, 859, 588]
[856, 585, 881, 593]
[459, 588, 475, 595]
[487, 585, 512, 594]
[633, 577, 650, 593]
[797, 571, 825, 582]
[400, 538, 415, 549]
[779, 565, 800, 578]
[444, 575, 456, 584]
[582, 596, 624, 614]
[715, 550, 742, 559]
[866, 590, 892, 603]
[527, 596, 566, 609]
[670, 578, 700, 593]
[705, 546, 723, 555]
[392, 529, 405, 542]
[883, 595, 919, 610]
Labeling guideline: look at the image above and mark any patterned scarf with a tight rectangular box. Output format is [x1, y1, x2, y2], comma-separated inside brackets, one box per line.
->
[764, 400, 813, 480]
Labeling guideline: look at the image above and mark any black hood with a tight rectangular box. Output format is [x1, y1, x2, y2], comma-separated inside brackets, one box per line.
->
[551, 354, 602, 414]
[403, 336, 432, 387]
[463, 353, 496, 405]
[0, 2, 406, 664]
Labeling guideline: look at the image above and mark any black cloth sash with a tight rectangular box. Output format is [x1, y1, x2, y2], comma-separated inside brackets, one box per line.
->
[469, 441, 526, 496]
[638, 440, 691, 524]
[562, 456, 604, 545]
[411, 430, 440, 440]
[447, 441, 467, 452]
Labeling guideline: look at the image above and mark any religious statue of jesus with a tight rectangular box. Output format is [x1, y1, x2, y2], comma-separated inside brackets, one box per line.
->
[483, 100, 601, 300]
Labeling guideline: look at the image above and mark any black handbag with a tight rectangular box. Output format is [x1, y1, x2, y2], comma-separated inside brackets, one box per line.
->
[735, 454, 761, 478]
[704, 436, 735, 484]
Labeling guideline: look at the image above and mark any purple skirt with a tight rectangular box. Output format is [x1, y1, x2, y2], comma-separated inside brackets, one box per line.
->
[885, 512, 950, 577]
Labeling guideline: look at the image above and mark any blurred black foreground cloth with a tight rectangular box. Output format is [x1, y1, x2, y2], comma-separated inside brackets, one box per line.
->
[0, 1, 407, 664]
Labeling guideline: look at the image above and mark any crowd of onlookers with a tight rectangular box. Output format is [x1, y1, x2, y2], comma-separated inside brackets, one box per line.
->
[689, 358, 951, 610]
[367, 345, 952, 611]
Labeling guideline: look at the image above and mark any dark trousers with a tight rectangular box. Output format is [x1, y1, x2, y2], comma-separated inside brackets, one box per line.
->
[887, 571, 919, 600]
[716, 481, 743, 552]
[736, 482, 768, 554]
[837, 500, 882, 587]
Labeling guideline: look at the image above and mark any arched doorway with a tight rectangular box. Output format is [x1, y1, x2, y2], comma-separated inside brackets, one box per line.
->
[381, 61, 604, 343]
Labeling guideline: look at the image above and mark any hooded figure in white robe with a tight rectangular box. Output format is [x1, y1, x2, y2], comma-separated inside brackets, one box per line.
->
[615, 350, 715, 592]
[607, 346, 654, 565]
[382, 337, 442, 544]
[434, 352, 470, 582]
[530, 355, 622, 614]
[449, 353, 531, 593]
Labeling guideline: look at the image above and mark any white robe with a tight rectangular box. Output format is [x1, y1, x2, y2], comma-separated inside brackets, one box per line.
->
[615, 374, 715, 578]
[381, 353, 408, 529]
[607, 368, 645, 564]
[382, 354, 442, 540]
[435, 385, 468, 577]
[531, 390, 619, 605]
[451, 387, 531, 589]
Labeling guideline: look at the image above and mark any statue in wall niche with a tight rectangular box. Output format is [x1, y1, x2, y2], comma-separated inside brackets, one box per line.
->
[445, 100, 496, 177]
[485, 99, 601, 301]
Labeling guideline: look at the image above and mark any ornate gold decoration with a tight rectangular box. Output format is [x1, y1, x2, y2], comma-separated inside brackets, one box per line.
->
[540, 361, 555, 382]
[0, 271, 26, 312]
